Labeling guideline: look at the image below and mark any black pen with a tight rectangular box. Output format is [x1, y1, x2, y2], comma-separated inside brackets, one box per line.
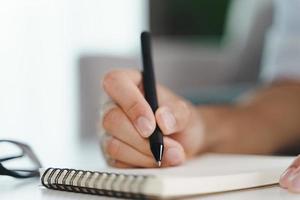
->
[141, 31, 164, 167]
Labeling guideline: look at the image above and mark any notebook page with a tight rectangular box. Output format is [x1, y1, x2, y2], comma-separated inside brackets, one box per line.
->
[104, 154, 294, 177]
[103, 154, 294, 197]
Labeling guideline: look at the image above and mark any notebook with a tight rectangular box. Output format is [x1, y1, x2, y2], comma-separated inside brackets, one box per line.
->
[40, 154, 293, 199]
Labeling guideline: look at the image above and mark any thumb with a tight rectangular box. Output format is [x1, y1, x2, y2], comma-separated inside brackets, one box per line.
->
[155, 100, 192, 135]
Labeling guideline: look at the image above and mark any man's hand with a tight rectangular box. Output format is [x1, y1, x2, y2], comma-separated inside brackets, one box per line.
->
[101, 69, 300, 170]
[280, 156, 300, 193]
[101, 69, 206, 168]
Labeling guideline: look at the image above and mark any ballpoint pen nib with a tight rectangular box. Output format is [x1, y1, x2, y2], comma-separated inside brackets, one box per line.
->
[157, 161, 161, 167]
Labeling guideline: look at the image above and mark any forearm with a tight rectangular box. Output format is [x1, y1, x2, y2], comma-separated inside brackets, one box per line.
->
[240, 81, 300, 154]
[195, 81, 300, 155]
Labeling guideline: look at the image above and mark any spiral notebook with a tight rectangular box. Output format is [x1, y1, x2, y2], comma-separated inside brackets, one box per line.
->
[40, 154, 292, 199]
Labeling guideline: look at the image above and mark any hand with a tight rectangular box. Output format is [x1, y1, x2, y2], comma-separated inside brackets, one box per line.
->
[280, 156, 300, 192]
[101, 69, 300, 168]
[101, 69, 206, 168]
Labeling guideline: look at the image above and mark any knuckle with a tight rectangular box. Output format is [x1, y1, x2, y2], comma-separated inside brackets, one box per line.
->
[126, 101, 148, 120]
[102, 70, 124, 91]
[106, 138, 121, 159]
[178, 100, 189, 111]
[177, 100, 192, 119]
[102, 107, 123, 131]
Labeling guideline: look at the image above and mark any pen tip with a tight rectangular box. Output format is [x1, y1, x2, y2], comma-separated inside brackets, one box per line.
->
[158, 161, 161, 167]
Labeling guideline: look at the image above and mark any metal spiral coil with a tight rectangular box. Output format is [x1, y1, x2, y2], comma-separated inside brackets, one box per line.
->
[41, 167, 150, 199]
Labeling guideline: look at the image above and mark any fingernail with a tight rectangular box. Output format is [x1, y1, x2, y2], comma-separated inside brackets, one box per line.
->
[160, 109, 176, 133]
[280, 167, 296, 186]
[134, 116, 154, 137]
[165, 147, 184, 166]
[291, 171, 300, 191]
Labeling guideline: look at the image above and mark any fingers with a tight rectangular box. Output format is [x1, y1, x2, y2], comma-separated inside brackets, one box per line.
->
[102, 69, 193, 138]
[280, 155, 300, 192]
[102, 106, 152, 157]
[102, 135, 186, 168]
[155, 99, 191, 135]
[108, 160, 134, 168]
[102, 69, 155, 137]
[105, 136, 157, 168]
[288, 155, 300, 169]
[101, 69, 191, 168]
[162, 138, 186, 166]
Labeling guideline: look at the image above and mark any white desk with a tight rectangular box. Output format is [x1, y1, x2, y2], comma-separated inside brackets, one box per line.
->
[1, 136, 300, 200]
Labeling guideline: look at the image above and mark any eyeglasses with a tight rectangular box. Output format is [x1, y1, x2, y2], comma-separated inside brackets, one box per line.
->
[0, 140, 42, 178]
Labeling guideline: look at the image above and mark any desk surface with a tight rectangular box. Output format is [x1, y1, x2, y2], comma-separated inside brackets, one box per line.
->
[1, 135, 300, 200]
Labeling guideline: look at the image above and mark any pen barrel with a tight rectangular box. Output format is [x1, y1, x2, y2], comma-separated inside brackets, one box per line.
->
[141, 32, 158, 112]
[141, 31, 164, 163]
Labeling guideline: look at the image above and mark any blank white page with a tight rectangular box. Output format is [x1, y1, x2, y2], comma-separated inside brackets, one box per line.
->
[105, 153, 294, 177]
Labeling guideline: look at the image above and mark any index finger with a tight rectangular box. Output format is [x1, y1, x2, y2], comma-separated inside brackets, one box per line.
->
[102, 69, 156, 137]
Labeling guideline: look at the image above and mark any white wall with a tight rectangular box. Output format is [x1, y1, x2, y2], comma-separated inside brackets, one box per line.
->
[0, 0, 147, 152]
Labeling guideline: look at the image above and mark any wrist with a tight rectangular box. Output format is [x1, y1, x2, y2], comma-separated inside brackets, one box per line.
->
[194, 105, 238, 154]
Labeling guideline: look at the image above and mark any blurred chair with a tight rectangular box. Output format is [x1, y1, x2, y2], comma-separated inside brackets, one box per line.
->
[79, 0, 274, 137]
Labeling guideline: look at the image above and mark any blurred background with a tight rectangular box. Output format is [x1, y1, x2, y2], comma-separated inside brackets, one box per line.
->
[0, 0, 273, 168]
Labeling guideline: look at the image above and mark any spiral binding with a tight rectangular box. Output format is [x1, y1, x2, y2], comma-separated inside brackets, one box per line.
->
[41, 167, 152, 199]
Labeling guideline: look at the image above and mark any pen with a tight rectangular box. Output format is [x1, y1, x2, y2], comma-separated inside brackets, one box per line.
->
[141, 31, 164, 167]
